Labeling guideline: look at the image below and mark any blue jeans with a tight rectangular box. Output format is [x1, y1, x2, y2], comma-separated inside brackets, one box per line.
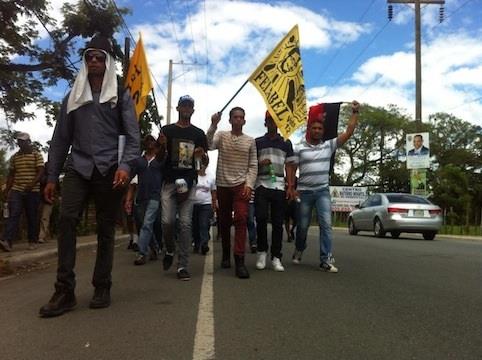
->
[295, 187, 334, 264]
[247, 202, 256, 246]
[192, 204, 213, 249]
[135, 199, 160, 256]
[161, 182, 194, 269]
[2, 190, 40, 244]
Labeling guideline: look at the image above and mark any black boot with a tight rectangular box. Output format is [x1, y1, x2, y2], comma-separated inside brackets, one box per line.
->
[221, 247, 231, 268]
[89, 288, 111, 309]
[39, 290, 77, 318]
[234, 255, 250, 279]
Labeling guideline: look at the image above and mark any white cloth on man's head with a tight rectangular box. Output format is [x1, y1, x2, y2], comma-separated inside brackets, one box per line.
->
[66, 49, 119, 114]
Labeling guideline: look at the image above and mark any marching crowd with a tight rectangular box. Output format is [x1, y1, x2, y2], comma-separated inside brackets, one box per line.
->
[0, 35, 359, 318]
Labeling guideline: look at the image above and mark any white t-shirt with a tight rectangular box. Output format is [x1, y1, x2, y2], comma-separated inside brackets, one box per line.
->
[192, 173, 216, 205]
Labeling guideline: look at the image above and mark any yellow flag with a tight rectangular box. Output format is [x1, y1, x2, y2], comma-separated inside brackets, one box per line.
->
[248, 25, 307, 139]
[125, 36, 153, 120]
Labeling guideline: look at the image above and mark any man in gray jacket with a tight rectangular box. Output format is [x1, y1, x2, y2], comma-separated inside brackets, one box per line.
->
[39, 35, 140, 317]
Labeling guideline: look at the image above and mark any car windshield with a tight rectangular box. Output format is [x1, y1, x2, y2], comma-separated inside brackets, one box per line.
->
[386, 194, 431, 204]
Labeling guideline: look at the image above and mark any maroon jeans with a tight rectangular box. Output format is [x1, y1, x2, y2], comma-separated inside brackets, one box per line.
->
[217, 184, 249, 256]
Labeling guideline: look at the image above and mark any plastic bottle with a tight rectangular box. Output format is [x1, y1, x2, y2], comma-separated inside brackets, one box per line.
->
[3, 202, 9, 218]
[268, 164, 276, 184]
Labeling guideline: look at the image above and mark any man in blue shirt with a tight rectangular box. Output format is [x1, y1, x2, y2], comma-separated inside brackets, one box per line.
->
[39, 35, 140, 317]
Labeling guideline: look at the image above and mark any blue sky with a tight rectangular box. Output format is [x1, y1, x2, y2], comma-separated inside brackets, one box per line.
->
[8, 0, 482, 148]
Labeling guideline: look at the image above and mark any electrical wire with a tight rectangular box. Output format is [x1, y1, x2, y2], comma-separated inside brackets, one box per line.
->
[187, 5, 200, 83]
[29, 8, 78, 74]
[110, 0, 167, 103]
[203, 0, 209, 84]
[109, 0, 136, 45]
[166, 0, 185, 68]
[313, 0, 378, 85]
[326, 20, 391, 97]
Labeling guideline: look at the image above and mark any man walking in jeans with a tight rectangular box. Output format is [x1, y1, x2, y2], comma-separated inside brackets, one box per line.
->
[0, 132, 44, 252]
[39, 35, 140, 317]
[159, 95, 207, 281]
[287, 101, 359, 273]
[254, 111, 295, 272]
[208, 108, 257, 279]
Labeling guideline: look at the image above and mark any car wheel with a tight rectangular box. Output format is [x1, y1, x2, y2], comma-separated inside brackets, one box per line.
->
[373, 218, 386, 238]
[348, 218, 358, 235]
[423, 231, 436, 240]
[391, 231, 400, 239]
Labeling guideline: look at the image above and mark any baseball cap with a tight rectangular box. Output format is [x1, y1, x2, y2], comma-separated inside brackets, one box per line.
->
[16, 132, 30, 141]
[178, 95, 195, 107]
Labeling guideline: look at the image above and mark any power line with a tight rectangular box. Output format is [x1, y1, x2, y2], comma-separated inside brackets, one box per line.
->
[186, 5, 200, 83]
[108, 0, 136, 45]
[425, 0, 476, 32]
[313, 0, 378, 85]
[326, 20, 391, 97]
[447, 95, 482, 111]
[166, 0, 185, 69]
[109, 0, 167, 103]
[29, 8, 78, 75]
[203, 0, 210, 84]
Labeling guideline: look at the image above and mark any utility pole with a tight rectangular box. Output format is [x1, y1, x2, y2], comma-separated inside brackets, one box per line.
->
[387, 0, 445, 129]
[166, 59, 173, 124]
[166, 59, 206, 124]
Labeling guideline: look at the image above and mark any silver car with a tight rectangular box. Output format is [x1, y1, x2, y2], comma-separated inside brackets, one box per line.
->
[348, 193, 442, 240]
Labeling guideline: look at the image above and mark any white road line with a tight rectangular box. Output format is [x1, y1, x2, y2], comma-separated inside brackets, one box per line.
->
[192, 236, 215, 360]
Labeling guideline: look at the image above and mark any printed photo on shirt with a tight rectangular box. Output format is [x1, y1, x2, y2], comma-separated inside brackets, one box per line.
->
[172, 139, 194, 169]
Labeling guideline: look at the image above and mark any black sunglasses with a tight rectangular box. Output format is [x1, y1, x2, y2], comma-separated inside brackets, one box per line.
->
[85, 51, 106, 62]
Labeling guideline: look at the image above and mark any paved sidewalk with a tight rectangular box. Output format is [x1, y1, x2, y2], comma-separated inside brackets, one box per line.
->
[0, 233, 130, 274]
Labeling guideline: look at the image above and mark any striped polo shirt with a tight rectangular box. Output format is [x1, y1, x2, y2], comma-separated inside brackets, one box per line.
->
[293, 138, 337, 191]
[255, 133, 295, 191]
[9, 151, 44, 192]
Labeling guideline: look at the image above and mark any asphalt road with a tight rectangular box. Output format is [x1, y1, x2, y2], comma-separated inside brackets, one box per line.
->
[1, 229, 481, 360]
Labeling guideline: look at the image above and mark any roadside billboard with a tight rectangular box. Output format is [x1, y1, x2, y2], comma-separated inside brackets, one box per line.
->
[406, 132, 430, 169]
[330, 186, 367, 212]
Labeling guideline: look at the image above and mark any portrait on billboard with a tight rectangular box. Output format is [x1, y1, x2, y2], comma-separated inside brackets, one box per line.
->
[406, 132, 430, 169]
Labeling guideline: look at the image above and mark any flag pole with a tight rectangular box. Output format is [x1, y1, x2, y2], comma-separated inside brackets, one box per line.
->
[219, 79, 249, 113]
[150, 88, 161, 126]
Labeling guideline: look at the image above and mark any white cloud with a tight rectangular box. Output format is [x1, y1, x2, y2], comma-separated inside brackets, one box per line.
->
[5, 0, 481, 156]
[337, 31, 482, 125]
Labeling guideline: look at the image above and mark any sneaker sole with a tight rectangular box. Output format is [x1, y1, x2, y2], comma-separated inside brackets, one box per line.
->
[320, 267, 338, 273]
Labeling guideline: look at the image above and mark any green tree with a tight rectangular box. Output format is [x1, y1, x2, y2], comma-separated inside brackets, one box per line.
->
[0, 148, 8, 179]
[335, 104, 411, 189]
[427, 113, 482, 225]
[0, 0, 129, 123]
[431, 164, 471, 225]
[138, 95, 163, 139]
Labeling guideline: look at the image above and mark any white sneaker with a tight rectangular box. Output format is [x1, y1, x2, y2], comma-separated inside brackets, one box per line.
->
[320, 262, 338, 273]
[292, 250, 302, 264]
[256, 251, 267, 270]
[271, 257, 285, 272]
